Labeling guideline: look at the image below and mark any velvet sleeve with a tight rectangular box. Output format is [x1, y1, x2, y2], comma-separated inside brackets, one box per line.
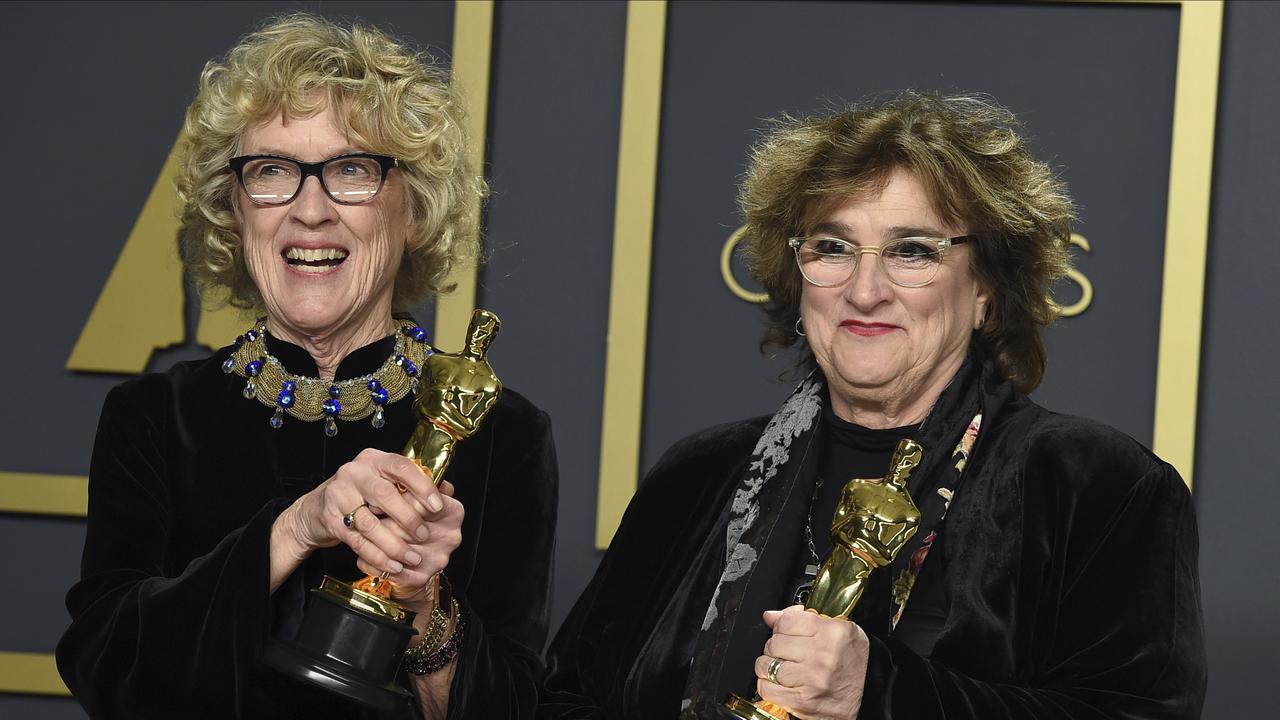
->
[445, 405, 559, 720]
[536, 492, 651, 720]
[55, 382, 289, 718]
[536, 439, 702, 719]
[534, 553, 611, 719]
[533, 500, 685, 720]
[857, 439, 1207, 719]
[537, 419, 765, 719]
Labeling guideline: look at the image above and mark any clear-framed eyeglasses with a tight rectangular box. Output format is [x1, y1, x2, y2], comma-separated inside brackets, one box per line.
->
[228, 153, 399, 206]
[788, 234, 976, 288]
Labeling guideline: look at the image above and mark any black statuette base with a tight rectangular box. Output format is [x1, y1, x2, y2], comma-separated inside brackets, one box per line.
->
[262, 583, 418, 710]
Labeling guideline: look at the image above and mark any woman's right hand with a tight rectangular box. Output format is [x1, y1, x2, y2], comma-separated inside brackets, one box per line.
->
[269, 448, 446, 590]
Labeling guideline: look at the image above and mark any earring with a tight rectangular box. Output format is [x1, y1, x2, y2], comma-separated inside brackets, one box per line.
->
[795, 318, 805, 337]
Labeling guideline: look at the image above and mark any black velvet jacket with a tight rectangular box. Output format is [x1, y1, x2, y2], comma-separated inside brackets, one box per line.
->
[57, 333, 559, 719]
[539, 361, 1206, 719]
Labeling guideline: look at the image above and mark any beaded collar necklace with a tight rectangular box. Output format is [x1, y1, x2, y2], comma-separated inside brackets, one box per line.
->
[222, 318, 435, 437]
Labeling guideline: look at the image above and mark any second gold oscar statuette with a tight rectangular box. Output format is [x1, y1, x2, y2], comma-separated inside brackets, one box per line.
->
[722, 439, 923, 720]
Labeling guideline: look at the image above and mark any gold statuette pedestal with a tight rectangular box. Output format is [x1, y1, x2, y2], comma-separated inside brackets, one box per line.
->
[262, 309, 502, 710]
[723, 439, 923, 720]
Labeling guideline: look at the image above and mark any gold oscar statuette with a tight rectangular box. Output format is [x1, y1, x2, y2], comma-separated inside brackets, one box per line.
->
[262, 309, 503, 710]
[723, 439, 923, 720]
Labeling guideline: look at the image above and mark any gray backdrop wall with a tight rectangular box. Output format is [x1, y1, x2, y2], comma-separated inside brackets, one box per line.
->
[0, 1, 1274, 717]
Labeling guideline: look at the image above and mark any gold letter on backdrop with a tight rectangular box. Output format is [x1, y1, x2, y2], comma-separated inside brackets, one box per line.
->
[721, 226, 769, 304]
[1059, 232, 1094, 318]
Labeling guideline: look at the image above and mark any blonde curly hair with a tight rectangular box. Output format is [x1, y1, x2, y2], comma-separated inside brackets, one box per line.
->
[742, 91, 1076, 393]
[177, 13, 484, 311]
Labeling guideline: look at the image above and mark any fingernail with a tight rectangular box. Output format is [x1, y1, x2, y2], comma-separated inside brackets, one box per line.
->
[416, 525, 430, 541]
[405, 551, 422, 566]
[426, 495, 444, 512]
[388, 560, 404, 574]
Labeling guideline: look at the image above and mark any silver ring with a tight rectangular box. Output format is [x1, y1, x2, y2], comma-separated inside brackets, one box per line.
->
[767, 657, 783, 685]
[342, 502, 368, 529]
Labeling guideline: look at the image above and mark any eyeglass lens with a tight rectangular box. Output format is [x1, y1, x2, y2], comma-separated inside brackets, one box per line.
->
[795, 238, 944, 288]
[240, 157, 385, 205]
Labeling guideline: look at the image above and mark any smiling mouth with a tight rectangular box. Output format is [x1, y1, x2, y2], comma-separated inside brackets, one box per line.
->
[283, 247, 349, 274]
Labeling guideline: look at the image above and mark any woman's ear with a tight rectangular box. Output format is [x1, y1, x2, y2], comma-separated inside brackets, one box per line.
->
[973, 286, 991, 330]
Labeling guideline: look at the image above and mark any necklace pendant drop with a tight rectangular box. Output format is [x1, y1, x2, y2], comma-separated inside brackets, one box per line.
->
[322, 384, 341, 438]
[269, 380, 297, 430]
[368, 379, 389, 429]
[242, 358, 264, 399]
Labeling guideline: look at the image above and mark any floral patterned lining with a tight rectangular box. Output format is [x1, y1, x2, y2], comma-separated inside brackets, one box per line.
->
[890, 412, 982, 628]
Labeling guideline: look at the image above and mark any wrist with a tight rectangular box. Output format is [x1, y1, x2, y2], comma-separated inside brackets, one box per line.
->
[269, 500, 316, 592]
[403, 575, 463, 676]
[275, 498, 315, 563]
[394, 570, 444, 620]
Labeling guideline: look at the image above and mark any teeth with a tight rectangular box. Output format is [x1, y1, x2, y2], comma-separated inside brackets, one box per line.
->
[285, 247, 349, 262]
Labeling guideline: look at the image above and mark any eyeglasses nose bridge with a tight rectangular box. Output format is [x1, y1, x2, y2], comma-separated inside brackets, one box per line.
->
[845, 244, 897, 285]
[822, 242, 885, 276]
[295, 166, 337, 202]
[849, 244, 887, 261]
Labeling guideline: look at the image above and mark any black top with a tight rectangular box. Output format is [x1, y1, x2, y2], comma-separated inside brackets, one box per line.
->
[811, 405, 919, 561]
[57, 330, 559, 720]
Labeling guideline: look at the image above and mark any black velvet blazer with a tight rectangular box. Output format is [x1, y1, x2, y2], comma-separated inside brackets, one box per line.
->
[57, 334, 559, 720]
[539, 367, 1206, 718]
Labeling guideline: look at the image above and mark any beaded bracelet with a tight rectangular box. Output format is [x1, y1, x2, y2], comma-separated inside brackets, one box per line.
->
[403, 597, 463, 675]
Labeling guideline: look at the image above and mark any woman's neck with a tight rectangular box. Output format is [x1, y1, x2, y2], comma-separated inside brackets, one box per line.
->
[830, 394, 933, 430]
[266, 313, 393, 381]
[828, 352, 966, 430]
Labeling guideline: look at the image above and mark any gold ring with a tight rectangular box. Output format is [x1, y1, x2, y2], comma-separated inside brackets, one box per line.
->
[342, 502, 368, 529]
[767, 657, 783, 685]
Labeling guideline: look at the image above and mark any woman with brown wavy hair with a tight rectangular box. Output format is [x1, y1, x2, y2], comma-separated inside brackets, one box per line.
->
[540, 91, 1205, 719]
[56, 14, 557, 719]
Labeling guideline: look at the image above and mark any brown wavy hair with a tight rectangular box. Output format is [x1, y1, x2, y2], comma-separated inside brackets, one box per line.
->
[741, 91, 1076, 392]
[176, 13, 484, 311]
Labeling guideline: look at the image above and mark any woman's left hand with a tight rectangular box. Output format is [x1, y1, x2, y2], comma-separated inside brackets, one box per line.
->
[754, 605, 869, 720]
[355, 479, 464, 613]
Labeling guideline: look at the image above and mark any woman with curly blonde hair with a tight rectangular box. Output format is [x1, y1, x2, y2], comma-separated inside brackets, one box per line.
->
[57, 14, 557, 720]
[541, 92, 1204, 719]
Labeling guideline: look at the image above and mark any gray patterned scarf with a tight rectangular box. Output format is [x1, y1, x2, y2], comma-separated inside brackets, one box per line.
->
[681, 374, 825, 716]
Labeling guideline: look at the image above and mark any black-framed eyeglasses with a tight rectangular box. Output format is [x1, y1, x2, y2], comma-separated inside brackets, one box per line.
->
[788, 234, 976, 288]
[228, 153, 398, 206]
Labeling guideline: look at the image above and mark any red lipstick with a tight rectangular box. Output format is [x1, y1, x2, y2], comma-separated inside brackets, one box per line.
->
[840, 320, 900, 337]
